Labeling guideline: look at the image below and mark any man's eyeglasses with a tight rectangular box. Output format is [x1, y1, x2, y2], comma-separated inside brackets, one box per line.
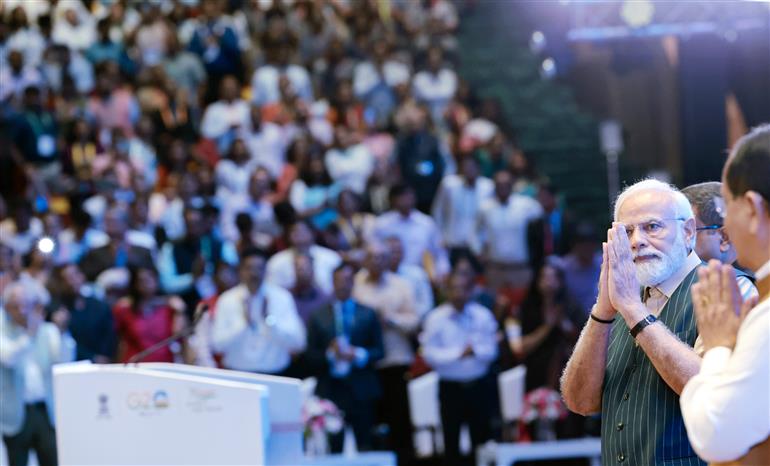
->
[696, 224, 722, 232]
[624, 218, 685, 239]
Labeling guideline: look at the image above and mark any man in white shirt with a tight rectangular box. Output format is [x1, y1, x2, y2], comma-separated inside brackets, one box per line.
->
[353, 242, 419, 458]
[211, 248, 306, 375]
[431, 155, 493, 253]
[220, 167, 279, 245]
[384, 236, 434, 319]
[266, 221, 341, 295]
[681, 182, 758, 302]
[1, 281, 76, 466]
[412, 46, 457, 124]
[325, 125, 374, 195]
[374, 184, 450, 282]
[51, 3, 96, 51]
[681, 124, 770, 464]
[242, 104, 289, 179]
[250, 42, 313, 106]
[200, 75, 250, 152]
[420, 272, 498, 466]
[352, 41, 410, 100]
[472, 170, 542, 291]
[0, 50, 45, 102]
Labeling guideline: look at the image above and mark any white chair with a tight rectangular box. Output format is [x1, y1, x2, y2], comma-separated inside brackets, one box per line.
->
[498, 365, 526, 423]
[407, 371, 442, 457]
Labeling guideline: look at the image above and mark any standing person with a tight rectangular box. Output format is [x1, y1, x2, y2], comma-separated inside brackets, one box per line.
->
[431, 155, 493, 256]
[48, 264, 116, 363]
[157, 206, 238, 313]
[680, 124, 770, 464]
[420, 273, 499, 466]
[528, 182, 573, 272]
[384, 235, 434, 319]
[560, 222, 603, 320]
[187, 0, 242, 103]
[199, 75, 250, 154]
[353, 242, 418, 462]
[112, 267, 187, 363]
[291, 253, 331, 327]
[306, 263, 384, 453]
[1, 282, 76, 466]
[561, 179, 705, 465]
[472, 170, 543, 293]
[516, 264, 580, 392]
[189, 262, 239, 368]
[78, 205, 154, 282]
[211, 248, 306, 376]
[374, 183, 450, 283]
[681, 181, 758, 302]
[266, 220, 341, 296]
[324, 125, 375, 195]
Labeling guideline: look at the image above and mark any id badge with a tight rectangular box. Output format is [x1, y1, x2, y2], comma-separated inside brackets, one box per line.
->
[37, 134, 55, 157]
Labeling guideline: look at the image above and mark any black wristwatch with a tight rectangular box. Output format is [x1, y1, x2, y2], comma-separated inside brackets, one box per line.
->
[629, 314, 658, 338]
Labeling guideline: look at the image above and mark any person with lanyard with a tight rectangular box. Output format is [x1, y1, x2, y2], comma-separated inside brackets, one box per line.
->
[211, 247, 305, 376]
[13, 86, 60, 184]
[306, 262, 384, 454]
[680, 124, 770, 465]
[419, 271, 499, 466]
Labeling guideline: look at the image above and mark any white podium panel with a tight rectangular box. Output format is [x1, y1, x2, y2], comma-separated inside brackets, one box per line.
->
[53, 364, 268, 466]
[139, 363, 304, 465]
[498, 365, 526, 422]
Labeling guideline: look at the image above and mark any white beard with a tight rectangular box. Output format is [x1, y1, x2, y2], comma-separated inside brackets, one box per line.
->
[634, 232, 688, 287]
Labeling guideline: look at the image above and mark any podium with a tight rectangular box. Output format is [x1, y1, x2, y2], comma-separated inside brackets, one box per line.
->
[137, 363, 304, 465]
[52, 362, 300, 465]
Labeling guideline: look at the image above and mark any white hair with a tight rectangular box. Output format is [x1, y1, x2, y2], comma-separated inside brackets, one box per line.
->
[613, 178, 695, 249]
[614, 178, 694, 222]
[1, 281, 46, 308]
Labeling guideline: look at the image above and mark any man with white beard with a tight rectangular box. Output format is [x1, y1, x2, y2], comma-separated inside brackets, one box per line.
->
[561, 179, 706, 466]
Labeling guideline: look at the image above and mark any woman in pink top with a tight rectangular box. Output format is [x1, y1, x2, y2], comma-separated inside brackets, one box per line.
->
[113, 266, 186, 363]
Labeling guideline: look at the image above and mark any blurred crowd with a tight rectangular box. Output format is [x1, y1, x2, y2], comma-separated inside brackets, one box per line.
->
[0, 1, 602, 465]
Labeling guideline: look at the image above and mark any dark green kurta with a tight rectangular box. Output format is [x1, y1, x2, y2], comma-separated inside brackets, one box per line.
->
[601, 267, 706, 466]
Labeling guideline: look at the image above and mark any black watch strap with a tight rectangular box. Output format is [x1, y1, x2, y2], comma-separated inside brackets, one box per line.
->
[630, 314, 658, 338]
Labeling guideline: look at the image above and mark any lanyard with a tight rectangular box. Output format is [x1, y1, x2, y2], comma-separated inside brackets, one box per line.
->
[25, 111, 53, 137]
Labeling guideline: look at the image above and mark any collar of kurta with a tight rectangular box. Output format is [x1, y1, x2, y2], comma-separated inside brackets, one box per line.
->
[644, 250, 702, 301]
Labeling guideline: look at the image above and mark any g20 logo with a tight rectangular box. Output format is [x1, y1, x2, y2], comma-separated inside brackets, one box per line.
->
[127, 390, 169, 410]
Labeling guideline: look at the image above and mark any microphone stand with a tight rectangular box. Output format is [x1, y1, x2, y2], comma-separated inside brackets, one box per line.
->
[126, 303, 208, 365]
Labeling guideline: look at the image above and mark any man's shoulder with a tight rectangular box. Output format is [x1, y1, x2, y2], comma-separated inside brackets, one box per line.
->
[217, 285, 246, 306]
[468, 301, 495, 320]
[399, 263, 428, 280]
[264, 282, 294, 302]
[410, 210, 437, 228]
[353, 301, 378, 319]
[310, 245, 342, 262]
[440, 174, 463, 188]
[424, 304, 453, 325]
[386, 271, 411, 288]
[267, 248, 291, 265]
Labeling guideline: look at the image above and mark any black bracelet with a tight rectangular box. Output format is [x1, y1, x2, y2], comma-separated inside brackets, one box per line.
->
[590, 313, 615, 324]
[629, 314, 658, 338]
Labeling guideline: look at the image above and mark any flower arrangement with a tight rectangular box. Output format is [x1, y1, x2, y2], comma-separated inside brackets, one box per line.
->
[302, 396, 344, 456]
[522, 388, 569, 441]
[523, 387, 568, 422]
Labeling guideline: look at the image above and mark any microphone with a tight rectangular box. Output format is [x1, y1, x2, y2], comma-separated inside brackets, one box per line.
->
[126, 302, 209, 365]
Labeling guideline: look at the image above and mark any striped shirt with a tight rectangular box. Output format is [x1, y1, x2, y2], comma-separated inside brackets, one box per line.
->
[601, 257, 706, 466]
